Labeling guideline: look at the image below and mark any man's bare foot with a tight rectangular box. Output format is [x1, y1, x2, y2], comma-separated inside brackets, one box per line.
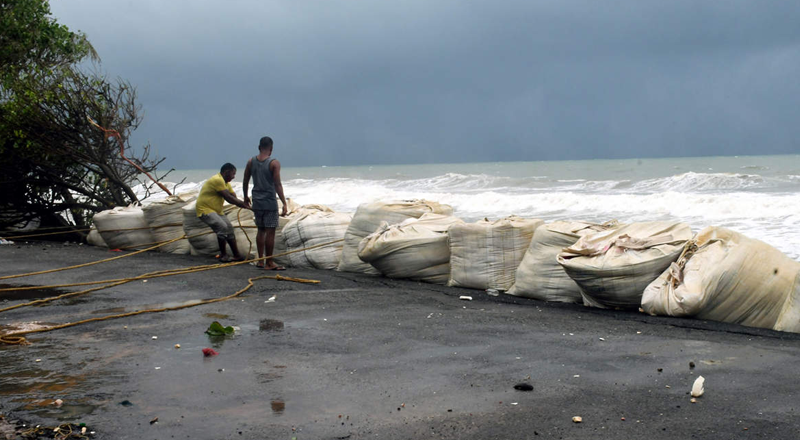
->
[264, 264, 286, 271]
[219, 255, 232, 263]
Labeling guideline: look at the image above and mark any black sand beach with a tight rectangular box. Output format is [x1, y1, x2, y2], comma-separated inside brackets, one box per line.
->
[1, 242, 799, 439]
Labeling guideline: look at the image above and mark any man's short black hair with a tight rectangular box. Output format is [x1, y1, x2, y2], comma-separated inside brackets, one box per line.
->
[220, 163, 236, 174]
[259, 136, 273, 150]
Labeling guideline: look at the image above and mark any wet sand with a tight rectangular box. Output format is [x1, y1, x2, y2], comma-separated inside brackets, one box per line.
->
[1, 242, 800, 439]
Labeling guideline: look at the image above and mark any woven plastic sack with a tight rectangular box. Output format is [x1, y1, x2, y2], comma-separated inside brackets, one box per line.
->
[86, 225, 107, 248]
[642, 227, 800, 332]
[357, 214, 465, 284]
[447, 216, 544, 291]
[337, 200, 453, 274]
[508, 220, 621, 303]
[183, 198, 300, 259]
[93, 206, 155, 250]
[142, 195, 193, 254]
[557, 221, 692, 310]
[283, 210, 352, 269]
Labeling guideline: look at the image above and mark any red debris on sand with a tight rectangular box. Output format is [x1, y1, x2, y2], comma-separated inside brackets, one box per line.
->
[110, 249, 122, 252]
[202, 348, 218, 357]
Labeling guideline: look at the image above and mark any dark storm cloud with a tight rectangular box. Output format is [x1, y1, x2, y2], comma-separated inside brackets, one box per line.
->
[50, 1, 800, 168]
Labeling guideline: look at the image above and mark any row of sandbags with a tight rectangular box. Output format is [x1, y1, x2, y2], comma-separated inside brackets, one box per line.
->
[89, 197, 800, 333]
[340, 201, 799, 333]
[89, 195, 352, 267]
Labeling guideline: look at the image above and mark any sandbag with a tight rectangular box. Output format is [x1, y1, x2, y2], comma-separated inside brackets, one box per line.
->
[93, 206, 155, 250]
[142, 195, 193, 254]
[182, 202, 255, 257]
[508, 220, 621, 303]
[86, 225, 107, 248]
[557, 221, 693, 310]
[447, 216, 543, 291]
[283, 210, 352, 269]
[182, 198, 300, 259]
[642, 227, 800, 332]
[357, 214, 465, 284]
[338, 200, 454, 274]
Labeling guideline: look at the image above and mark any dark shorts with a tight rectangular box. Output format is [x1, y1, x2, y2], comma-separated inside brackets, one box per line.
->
[254, 209, 279, 229]
[199, 212, 235, 240]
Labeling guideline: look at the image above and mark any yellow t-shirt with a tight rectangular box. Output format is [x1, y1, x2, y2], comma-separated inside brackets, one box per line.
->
[196, 173, 234, 217]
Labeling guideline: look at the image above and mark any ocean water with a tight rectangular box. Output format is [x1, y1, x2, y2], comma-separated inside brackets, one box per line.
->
[135, 155, 800, 260]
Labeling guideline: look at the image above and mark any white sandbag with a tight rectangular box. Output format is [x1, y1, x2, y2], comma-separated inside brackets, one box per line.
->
[182, 201, 218, 256]
[557, 221, 693, 310]
[183, 198, 300, 259]
[508, 220, 621, 303]
[142, 195, 192, 254]
[227, 205, 258, 258]
[283, 210, 352, 269]
[93, 206, 155, 250]
[642, 227, 800, 333]
[357, 214, 465, 284]
[447, 216, 544, 291]
[86, 225, 107, 248]
[182, 201, 247, 256]
[338, 200, 454, 274]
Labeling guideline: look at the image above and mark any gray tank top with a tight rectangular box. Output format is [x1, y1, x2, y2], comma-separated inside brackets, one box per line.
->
[250, 156, 277, 210]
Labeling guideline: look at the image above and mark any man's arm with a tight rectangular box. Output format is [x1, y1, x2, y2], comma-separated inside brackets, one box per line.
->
[219, 189, 249, 209]
[270, 159, 288, 216]
[242, 158, 253, 205]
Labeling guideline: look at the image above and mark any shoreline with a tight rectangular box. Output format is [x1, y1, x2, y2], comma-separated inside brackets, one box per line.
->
[1, 242, 799, 439]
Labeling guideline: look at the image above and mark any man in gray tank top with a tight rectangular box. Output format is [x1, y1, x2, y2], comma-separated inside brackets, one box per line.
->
[243, 136, 288, 270]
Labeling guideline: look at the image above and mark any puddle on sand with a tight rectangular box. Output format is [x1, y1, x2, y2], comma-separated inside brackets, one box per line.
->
[0, 367, 98, 420]
[18, 399, 98, 420]
[0, 368, 85, 396]
[259, 319, 284, 332]
[271, 400, 285, 414]
[0, 284, 69, 301]
[91, 298, 215, 315]
[0, 321, 56, 334]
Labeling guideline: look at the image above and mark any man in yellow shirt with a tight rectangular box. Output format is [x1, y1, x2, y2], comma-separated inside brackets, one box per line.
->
[196, 163, 250, 262]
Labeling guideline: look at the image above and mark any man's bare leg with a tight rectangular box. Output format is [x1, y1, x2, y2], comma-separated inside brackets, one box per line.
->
[264, 227, 279, 269]
[227, 237, 246, 261]
[256, 227, 267, 268]
[217, 236, 229, 262]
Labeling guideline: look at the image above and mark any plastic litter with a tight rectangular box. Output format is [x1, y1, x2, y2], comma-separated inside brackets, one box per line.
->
[202, 348, 219, 357]
[691, 376, 705, 397]
[459, 296, 472, 301]
[572, 416, 583, 423]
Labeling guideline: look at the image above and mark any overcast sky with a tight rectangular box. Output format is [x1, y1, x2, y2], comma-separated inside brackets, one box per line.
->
[50, 0, 800, 169]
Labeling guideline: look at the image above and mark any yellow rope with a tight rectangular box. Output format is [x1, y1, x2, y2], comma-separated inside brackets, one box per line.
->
[0, 238, 344, 313]
[1, 228, 92, 240]
[0, 236, 187, 281]
[0, 273, 318, 345]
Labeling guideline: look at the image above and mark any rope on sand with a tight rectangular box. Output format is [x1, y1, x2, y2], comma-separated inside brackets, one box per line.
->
[0, 273, 318, 346]
[0, 238, 343, 312]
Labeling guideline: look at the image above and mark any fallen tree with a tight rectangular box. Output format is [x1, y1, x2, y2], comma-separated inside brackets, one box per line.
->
[0, 0, 169, 236]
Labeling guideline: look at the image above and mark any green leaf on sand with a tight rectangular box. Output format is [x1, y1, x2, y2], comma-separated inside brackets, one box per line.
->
[205, 321, 235, 336]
